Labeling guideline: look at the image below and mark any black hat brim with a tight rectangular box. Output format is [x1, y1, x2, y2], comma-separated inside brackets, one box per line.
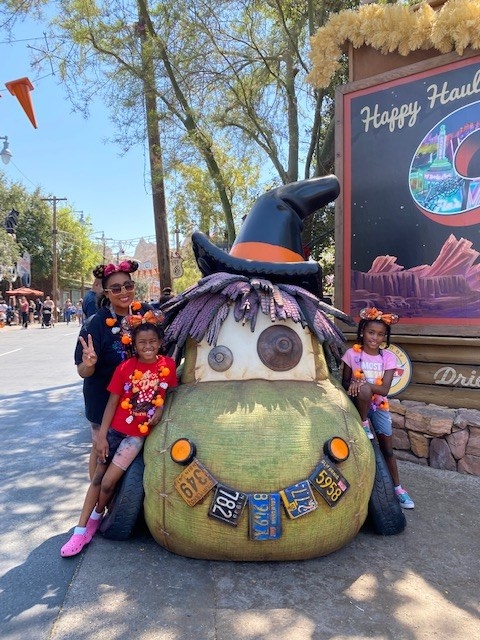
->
[192, 231, 323, 297]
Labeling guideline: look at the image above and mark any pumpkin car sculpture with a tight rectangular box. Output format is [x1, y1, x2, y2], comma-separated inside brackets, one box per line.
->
[102, 176, 406, 560]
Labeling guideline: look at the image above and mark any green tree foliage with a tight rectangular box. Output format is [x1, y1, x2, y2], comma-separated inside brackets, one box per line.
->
[55, 210, 102, 289]
[6, 1, 355, 240]
[170, 146, 260, 241]
[0, 176, 51, 288]
[2, 1, 362, 292]
[0, 228, 20, 283]
[170, 241, 202, 294]
[0, 172, 100, 292]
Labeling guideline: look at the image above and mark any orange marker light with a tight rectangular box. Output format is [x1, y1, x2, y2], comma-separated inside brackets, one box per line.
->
[170, 438, 196, 465]
[324, 437, 350, 463]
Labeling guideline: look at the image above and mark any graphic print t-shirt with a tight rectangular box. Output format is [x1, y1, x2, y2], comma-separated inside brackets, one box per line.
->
[342, 348, 396, 403]
[107, 355, 177, 436]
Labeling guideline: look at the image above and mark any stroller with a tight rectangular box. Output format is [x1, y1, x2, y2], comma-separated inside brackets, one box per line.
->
[42, 306, 54, 328]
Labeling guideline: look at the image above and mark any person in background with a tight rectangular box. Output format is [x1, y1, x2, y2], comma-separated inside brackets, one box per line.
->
[63, 299, 75, 324]
[76, 300, 84, 325]
[42, 296, 55, 327]
[61, 312, 177, 556]
[28, 299, 36, 324]
[75, 261, 152, 479]
[341, 307, 414, 509]
[35, 297, 43, 325]
[0, 299, 7, 327]
[82, 277, 103, 320]
[19, 296, 29, 329]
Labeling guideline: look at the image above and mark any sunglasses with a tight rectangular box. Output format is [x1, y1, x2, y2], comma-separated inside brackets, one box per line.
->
[104, 281, 135, 294]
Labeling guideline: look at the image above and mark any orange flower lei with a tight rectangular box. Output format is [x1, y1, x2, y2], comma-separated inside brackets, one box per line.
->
[351, 347, 389, 412]
[105, 301, 143, 333]
[120, 360, 170, 434]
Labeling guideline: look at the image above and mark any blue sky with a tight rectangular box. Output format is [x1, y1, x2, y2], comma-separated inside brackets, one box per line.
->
[1, 20, 158, 255]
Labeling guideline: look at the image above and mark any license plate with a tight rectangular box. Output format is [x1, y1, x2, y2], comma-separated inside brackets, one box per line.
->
[208, 484, 248, 526]
[248, 493, 282, 541]
[173, 459, 217, 506]
[279, 480, 318, 519]
[309, 457, 350, 507]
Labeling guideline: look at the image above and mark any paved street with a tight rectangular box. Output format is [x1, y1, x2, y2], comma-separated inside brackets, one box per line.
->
[0, 321, 479, 640]
[0, 321, 88, 639]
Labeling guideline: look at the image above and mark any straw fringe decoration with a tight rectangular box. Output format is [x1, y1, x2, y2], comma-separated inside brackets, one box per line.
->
[308, 0, 480, 89]
[161, 272, 354, 367]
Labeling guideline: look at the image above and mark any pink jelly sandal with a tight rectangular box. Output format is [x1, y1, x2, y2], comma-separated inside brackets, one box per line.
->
[60, 532, 91, 557]
[86, 516, 103, 538]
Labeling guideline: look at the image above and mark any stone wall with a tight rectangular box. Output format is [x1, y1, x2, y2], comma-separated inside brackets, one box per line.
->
[390, 400, 480, 476]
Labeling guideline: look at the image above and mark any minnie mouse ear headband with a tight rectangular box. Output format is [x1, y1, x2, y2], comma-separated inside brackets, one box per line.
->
[360, 307, 399, 325]
[93, 260, 139, 279]
[120, 309, 165, 346]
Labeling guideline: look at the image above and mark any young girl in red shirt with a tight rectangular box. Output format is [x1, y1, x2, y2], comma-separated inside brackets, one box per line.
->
[61, 310, 177, 556]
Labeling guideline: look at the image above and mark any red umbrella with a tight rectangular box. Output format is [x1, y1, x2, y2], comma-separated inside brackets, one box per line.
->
[6, 286, 44, 297]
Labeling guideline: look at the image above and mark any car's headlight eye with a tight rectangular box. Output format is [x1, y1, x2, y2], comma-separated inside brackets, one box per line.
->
[208, 345, 234, 371]
[257, 325, 303, 371]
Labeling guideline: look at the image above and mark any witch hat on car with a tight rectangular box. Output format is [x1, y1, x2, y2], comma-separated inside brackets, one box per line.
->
[192, 175, 340, 297]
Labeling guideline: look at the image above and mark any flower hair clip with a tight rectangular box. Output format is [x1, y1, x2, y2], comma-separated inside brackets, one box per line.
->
[120, 309, 165, 345]
[359, 307, 399, 325]
[93, 260, 139, 279]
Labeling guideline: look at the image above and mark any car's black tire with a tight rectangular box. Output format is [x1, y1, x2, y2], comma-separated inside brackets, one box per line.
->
[366, 439, 407, 536]
[100, 454, 145, 541]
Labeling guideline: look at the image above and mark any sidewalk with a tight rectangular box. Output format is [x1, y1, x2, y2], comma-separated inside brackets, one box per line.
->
[51, 460, 480, 640]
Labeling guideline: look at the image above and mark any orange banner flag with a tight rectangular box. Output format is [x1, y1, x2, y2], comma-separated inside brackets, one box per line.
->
[5, 77, 38, 129]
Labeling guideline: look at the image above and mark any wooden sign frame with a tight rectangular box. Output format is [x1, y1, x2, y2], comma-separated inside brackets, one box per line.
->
[335, 49, 480, 338]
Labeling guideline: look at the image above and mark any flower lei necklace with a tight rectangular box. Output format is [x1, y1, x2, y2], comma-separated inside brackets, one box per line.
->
[105, 301, 142, 333]
[120, 358, 171, 434]
[351, 343, 389, 412]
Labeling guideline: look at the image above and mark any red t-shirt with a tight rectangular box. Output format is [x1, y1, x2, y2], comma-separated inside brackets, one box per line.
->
[107, 355, 177, 436]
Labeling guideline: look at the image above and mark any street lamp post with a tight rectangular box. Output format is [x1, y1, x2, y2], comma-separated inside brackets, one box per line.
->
[42, 196, 67, 323]
[0, 136, 12, 165]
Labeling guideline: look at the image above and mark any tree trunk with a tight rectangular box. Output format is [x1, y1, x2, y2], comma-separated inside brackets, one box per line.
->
[138, 0, 172, 290]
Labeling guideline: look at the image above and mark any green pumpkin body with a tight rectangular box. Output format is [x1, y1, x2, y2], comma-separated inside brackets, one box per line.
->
[144, 374, 374, 560]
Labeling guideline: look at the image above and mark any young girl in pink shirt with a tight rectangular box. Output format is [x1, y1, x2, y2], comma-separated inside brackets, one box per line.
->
[342, 307, 414, 509]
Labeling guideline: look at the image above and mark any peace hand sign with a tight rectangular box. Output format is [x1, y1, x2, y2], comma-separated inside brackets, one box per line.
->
[79, 334, 98, 367]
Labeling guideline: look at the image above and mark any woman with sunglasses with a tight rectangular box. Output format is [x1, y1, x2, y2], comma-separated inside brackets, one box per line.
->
[74, 260, 152, 478]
